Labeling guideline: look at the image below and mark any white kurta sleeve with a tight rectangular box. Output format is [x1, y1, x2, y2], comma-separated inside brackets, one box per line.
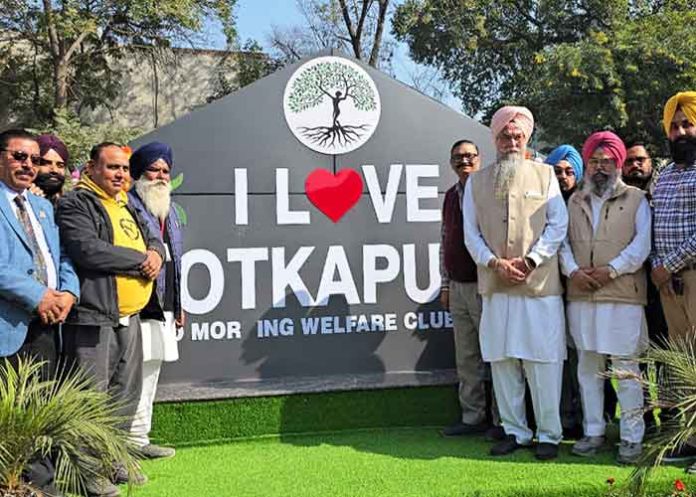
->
[463, 178, 496, 267]
[559, 237, 579, 277]
[526, 174, 569, 267]
[608, 196, 651, 275]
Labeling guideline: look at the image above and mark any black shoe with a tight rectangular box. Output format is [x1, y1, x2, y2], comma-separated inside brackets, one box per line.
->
[490, 434, 527, 456]
[441, 421, 488, 437]
[485, 425, 506, 442]
[535, 442, 559, 460]
[663, 444, 696, 463]
[112, 464, 148, 485]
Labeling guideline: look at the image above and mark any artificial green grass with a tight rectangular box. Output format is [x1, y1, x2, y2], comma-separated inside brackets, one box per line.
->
[134, 427, 693, 497]
[150, 385, 461, 445]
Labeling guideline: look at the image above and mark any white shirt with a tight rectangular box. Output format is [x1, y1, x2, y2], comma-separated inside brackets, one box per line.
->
[559, 188, 650, 357]
[1, 182, 58, 290]
[463, 170, 568, 363]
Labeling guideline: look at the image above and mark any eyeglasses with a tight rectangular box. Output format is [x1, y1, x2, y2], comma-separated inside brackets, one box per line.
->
[2, 149, 41, 165]
[39, 158, 66, 168]
[451, 153, 478, 162]
[587, 158, 616, 168]
[625, 157, 649, 165]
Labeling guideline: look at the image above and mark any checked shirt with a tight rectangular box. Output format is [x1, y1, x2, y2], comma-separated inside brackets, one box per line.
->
[651, 161, 696, 272]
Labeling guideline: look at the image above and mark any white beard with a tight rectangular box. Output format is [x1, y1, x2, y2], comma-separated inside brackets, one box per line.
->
[135, 177, 171, 221]
[494, 153, 524, 200]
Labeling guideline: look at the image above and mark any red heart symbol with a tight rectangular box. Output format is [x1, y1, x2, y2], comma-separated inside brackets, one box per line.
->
[305, 168, 363, 223]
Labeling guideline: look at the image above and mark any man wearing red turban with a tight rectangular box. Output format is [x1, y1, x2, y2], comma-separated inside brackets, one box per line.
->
[463, 105, 568, 460]
[560, 131, 650, 464]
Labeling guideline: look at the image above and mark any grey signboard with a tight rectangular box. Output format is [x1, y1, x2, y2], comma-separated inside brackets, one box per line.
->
[132, 53, 495, 400]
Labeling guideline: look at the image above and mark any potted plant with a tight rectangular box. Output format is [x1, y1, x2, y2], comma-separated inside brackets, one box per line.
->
[0, 357, 140, 496]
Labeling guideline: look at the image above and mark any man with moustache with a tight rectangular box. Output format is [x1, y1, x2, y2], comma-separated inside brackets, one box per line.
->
[127, 142, 183, 460]
[440, 140, 500, 438]
[0, 128, 79, 497]
[560, 131, 650, 464]
[57, 142, 164, 496]
[622, 141, 668, 432]
[651, 92, 696, 465]
[544, 144, 588, 440]
[32, 134, 69, 205]
[623, 142, 656, 193]
[546, 144, 584, 202]
[652, 93, 696, 338]
[464, 106, 568, 460]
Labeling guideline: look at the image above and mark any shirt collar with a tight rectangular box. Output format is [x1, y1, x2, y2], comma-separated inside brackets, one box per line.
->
[0, 181, 27, 204]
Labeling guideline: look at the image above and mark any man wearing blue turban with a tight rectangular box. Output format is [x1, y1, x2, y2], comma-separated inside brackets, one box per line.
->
[545, 145, 583, 202]
[126, 141, 184, 464]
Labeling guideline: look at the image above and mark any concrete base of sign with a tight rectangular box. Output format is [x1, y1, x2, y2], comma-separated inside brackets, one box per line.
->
[155, 369, 458, 402]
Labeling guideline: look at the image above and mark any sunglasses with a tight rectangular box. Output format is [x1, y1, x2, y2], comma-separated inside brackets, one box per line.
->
[2, 149, 41, 165]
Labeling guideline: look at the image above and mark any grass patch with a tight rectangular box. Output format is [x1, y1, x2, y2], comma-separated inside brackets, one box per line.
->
[135, 427, 693, 497]
[150, 385, 461, 445]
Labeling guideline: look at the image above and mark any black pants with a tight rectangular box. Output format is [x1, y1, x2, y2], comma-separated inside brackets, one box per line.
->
[61, 316, 143, 430]
[4, 321, 61, 496]
[5, 321, 59, 375]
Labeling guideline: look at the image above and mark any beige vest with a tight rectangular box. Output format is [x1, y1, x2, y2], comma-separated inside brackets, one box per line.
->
[566, 181, 647, 305]
[471, 160, 563, 297]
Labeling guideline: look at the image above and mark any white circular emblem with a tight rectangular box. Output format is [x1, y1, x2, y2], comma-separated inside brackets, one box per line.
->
[283, 56, 381, 155]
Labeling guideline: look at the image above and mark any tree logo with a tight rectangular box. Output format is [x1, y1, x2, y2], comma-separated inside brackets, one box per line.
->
[283, 56, 381, 155]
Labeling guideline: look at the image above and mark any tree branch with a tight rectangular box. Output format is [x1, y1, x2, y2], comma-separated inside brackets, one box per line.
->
[369, 0, 388, 67]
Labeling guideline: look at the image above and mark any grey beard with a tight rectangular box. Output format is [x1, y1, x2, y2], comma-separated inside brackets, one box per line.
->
[494, 153, 524, 200]
[586, 171, 618, 197]
[135, 177, 171, 220]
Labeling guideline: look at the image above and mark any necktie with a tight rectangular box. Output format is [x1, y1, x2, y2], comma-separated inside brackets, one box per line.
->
[14, 195, 49, 286]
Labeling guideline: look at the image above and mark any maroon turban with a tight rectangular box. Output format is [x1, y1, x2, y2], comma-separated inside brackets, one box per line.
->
[37, 134, 69, 164]
[581, 131, 626, 169]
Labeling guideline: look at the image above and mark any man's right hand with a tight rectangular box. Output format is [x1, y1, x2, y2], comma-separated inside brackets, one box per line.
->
[140, 250, 163, 280]
[492, 258, 527, 284]
[440, 289, 450, 311]
[37, 289, 64, 325]
[570, 269, 601, 292]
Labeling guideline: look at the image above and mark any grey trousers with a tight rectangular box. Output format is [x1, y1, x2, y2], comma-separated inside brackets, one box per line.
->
[62, 316, 143, 430]
[449, 280, 497, 425]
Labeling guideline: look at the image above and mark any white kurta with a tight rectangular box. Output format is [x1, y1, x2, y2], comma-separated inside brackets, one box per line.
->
[559, 193, 651, 356]
[463, 172, 568, 363]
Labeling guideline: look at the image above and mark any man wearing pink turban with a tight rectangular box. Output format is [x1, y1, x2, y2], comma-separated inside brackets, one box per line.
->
[463, 105, 568, 460]
[559, 131, 650, 464]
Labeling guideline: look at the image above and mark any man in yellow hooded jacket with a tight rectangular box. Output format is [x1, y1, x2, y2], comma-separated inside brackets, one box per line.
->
[56, 142, 165, 497]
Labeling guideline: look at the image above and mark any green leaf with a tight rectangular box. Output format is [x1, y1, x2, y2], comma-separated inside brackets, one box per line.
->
[170, 172, 184, 191]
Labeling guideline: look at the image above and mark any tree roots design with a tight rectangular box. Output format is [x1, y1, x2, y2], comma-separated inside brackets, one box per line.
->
[299, 122, 370, 148]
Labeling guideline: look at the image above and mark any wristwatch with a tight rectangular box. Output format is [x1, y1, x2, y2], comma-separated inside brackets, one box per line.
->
[608, 265, 619, 280]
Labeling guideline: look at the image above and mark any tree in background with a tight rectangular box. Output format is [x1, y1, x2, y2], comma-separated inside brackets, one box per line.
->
[392, 0, 696, 153]
[269, 0, 393, 69]
[0, 0, 237, 126]
[207, 39, 282, 103]
[523, 9, 696, 155]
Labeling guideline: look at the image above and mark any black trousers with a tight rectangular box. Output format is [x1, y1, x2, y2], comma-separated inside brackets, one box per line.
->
[4, 321, 61, 497]
[61, 316, 143, 431]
